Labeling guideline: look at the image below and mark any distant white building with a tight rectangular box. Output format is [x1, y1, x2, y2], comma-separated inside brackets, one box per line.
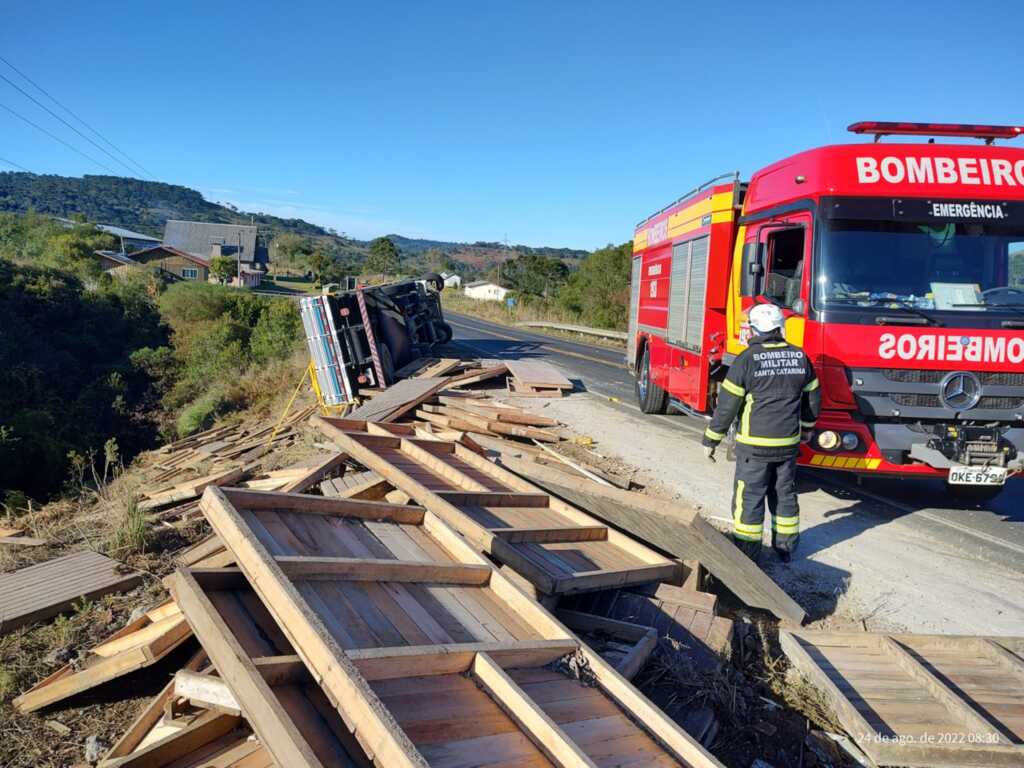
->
[441, 271, 462, 288]
[464, 280, 509, 301]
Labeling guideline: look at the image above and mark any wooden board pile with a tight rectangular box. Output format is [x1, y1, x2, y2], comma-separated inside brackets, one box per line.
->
[88, 485, 725, 767]
[134, 405, 319, 517]
[506, 359, 574, 397]
[12, 352, 1020, 766]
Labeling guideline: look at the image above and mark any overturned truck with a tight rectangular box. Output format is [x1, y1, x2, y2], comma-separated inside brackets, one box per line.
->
[300, 274, 454, 405]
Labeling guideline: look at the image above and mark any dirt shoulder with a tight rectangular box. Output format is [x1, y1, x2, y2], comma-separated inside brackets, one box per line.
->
[496, 387, 1024, 636]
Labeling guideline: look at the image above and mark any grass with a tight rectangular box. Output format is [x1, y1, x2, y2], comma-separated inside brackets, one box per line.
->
[259, 274, 320, 295]
[106, 497, 149, 557]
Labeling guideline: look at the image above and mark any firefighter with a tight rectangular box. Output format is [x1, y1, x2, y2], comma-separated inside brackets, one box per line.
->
[701, 304, 820, 562]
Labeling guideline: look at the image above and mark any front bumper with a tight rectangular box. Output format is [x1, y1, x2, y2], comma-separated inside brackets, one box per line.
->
[798, 412, 1024, 477]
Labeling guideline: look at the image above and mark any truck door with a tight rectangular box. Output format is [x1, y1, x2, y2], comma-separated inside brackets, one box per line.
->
[736, 213, 812, 347]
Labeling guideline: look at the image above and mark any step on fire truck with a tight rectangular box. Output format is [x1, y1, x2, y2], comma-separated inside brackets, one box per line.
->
[628, 122, 1024, 499]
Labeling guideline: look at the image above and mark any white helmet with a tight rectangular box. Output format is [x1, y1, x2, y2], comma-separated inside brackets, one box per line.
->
[749, 303, 785, 334]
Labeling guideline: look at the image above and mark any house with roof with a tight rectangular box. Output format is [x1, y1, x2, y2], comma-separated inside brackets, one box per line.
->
[440, 271, 462, 289]
[124, 245, 210, 281]
[464, 280, 508, 301]
[162, 220, 269, 274]
[96, 224, 161, 254]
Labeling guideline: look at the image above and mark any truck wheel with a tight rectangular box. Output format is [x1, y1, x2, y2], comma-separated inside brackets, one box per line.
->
[377, 343, 395, 387]
[424, 272, 445, 292]
[435, 321, 453, 344]
[946, 483, 1002, 505]
[636, 345, 667, 414]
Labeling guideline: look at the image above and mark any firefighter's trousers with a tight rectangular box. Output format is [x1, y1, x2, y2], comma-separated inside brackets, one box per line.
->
[731, 454, 800, 559]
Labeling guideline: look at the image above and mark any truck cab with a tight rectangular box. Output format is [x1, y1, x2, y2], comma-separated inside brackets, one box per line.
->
[629, 122, 1024, 498]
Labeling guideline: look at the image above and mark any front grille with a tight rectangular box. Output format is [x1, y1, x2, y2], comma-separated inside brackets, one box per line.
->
[978, 396, 1024, 409]
[890, 393, 1024, 410]
[883, 369, 944, 384]
[891, 393, 941, 408]
[882, 369, 1024, 386]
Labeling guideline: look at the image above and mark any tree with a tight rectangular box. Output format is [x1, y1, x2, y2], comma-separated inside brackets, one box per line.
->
[503, 253, 569, 297]
[365, 236, 401, 275]
[272, 233, 312, 276]
[308, 249, 333, 287]
[209, 255, 236, 283]
[559, 242, 633, 329]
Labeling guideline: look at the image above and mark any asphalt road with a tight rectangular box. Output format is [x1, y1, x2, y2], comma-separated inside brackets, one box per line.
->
[446, 311, 1024, 574]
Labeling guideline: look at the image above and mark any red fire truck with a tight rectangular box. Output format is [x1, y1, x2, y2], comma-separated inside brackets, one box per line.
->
[628, 122, 1024, 498]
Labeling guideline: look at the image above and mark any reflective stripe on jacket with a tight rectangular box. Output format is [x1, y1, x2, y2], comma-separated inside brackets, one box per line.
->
[702, 328, 820, 459]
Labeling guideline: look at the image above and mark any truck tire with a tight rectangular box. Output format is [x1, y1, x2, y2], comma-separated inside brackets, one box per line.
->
[636, 345, 667, 414]
[424, 272, 445, 292]
[435, 321, 453, 344]
[946, 483, 1002, 505]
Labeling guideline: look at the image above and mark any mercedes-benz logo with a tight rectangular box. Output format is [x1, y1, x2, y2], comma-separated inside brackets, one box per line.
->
[940, 371, 982, 410]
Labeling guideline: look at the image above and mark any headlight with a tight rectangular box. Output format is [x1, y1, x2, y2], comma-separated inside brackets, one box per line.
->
[841, 432, 860, 451]
[817, 430, 840, 451]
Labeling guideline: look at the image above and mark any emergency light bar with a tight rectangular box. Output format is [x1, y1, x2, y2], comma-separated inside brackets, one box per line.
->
[848, 121, 1024, 144]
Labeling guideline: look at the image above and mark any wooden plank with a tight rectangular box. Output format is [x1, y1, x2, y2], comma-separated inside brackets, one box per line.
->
[782, 630, 1024, 767]
[169, 568, 353, 768]
[0, 551, 143, 635]
[495, 453, 805, 623]
[139, 466, 248, 511]
[273, 556, 492, 585]
[102, 648, 209, 761]
[280, 452, 349, 493]
[0, 535, 46, 546]
[220, 487, 424, 524]
[348, 640, 578, 681]
[491, 526, 608, 544]
[175, 669, 242, 714]
[104, 710, 243, 768]
[198, 488, 430, 767]
[505, 360, 573, 389]
[471, 652, 598, 767]
[348, 378, 448, 423]
[436, 491, 551, 508]
[877, 635, 1011, 744]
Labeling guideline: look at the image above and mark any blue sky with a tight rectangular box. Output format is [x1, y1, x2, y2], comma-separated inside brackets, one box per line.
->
[2, 1, 1020, 249]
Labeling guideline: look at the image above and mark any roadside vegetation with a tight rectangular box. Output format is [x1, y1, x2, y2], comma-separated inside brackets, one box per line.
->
[0, 212, 305, 508]
[443, 241, 634, 332]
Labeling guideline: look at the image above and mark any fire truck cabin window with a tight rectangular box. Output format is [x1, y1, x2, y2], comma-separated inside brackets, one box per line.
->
[818, 220, 1024, 312]
[764, 227, 805, 309]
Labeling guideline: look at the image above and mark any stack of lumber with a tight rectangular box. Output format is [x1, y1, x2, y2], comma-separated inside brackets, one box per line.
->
[135, 405, 317, 513]
[506, 359, 573, 397]
[110, 485, 722, 767]
[416, 397, 561, 442]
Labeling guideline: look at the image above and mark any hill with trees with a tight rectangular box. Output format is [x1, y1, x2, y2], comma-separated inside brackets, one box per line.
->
[0, 172, 588, 280]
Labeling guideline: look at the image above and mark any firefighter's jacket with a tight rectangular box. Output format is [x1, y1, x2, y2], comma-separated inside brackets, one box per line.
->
[702, 329, 821, 460]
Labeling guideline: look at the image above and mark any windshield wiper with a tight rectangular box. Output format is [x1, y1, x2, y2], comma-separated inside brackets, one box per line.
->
[873, 301, 942, 326]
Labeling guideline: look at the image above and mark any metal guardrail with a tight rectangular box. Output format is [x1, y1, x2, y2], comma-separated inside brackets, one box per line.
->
[515, 321, 627, 341]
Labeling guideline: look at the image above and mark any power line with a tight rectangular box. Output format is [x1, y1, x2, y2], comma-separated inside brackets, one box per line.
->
[0, 55, 156, 180]
[0, 155, 32, 172]
[0, 101, 120, 174]
[0, 70, 151, 180]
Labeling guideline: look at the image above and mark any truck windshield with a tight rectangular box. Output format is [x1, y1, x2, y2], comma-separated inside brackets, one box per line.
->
[816, 219, 1024, 312]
